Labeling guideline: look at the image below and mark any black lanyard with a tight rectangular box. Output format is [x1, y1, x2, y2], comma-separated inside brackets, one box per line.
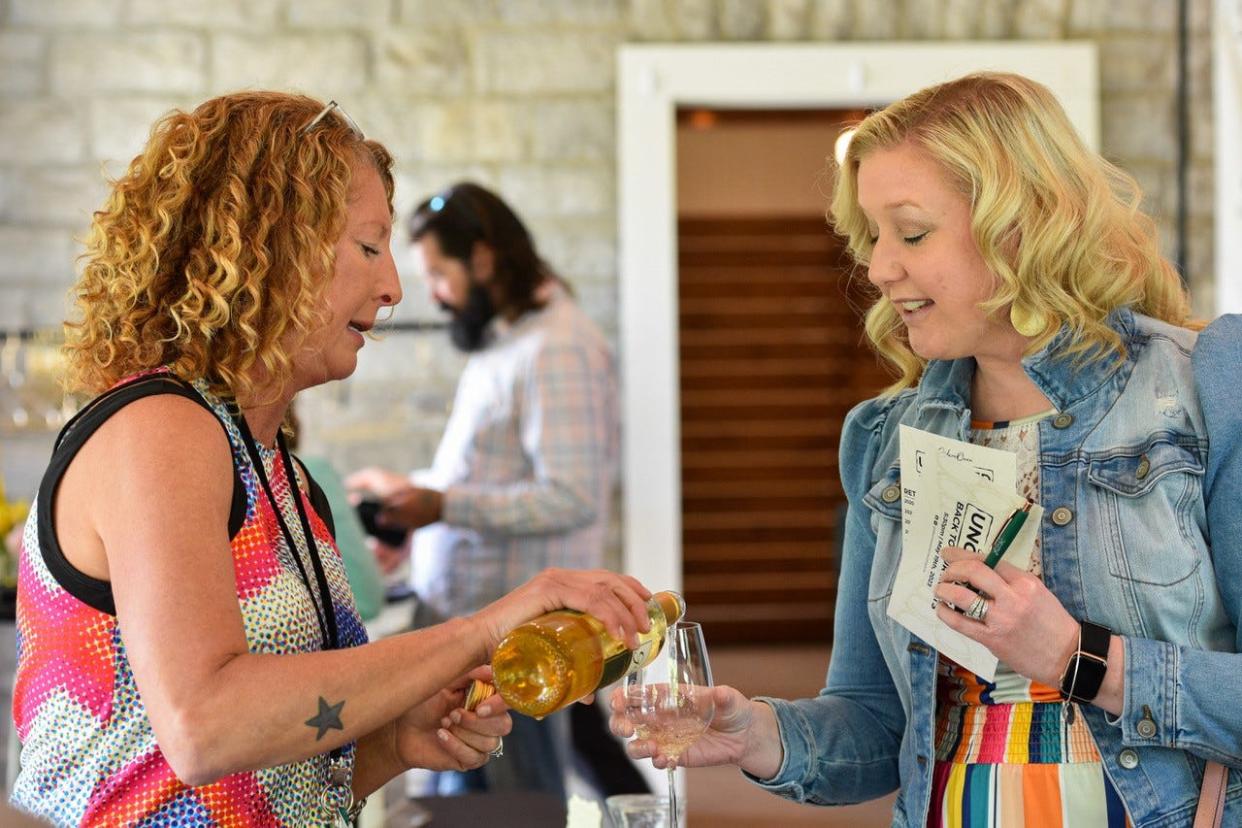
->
[233, 413, 339, 653]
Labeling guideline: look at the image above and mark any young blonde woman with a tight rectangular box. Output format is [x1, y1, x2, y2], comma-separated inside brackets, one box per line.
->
[11, 92, 656, 826]
[608, 73, 1242, 826]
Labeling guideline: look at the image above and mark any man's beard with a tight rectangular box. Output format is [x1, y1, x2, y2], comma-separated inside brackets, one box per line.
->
[443, 281, 497, 352]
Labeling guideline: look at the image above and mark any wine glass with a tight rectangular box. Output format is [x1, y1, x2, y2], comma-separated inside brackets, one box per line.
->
[624, 620, 714, 828]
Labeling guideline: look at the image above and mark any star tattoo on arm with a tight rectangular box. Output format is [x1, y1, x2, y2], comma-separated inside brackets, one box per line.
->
[305, 696, 346, 740]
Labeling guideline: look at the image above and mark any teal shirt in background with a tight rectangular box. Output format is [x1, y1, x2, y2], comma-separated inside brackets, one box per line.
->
[300, 455, 386, 621]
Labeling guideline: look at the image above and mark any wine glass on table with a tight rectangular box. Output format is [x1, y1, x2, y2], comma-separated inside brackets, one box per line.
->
[623, 620, 714, 828]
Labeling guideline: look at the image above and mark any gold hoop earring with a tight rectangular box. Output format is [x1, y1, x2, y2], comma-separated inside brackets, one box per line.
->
[1009, 303, 1047, 338]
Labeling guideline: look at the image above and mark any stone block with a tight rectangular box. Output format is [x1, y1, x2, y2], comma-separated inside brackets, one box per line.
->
[88, 96, 186, 167]
[808, 0, 853, 39]
[852, 0, 898, 39]
[414, 100, 526, 163]
[1012, 0, 1063, 38]
[0, 286, 26, 330]
[376, 30, 471, 97]
[1098, 36, 1176, 95]
[1186, 220, 1213, 317]
[286, 0, 392, 28]
[349, 99, 434, 159]
[473, 31, 618, 94]
[1190, 88, 1212, 162]
[124, 0, 281, 27]
[1187, 161, 1214, 219]
[1189, 0, 1210, 34]
[1102, 94, 1176, 165]
[1128, 162, 1176, 222]
[900, 0, 944, 38]
[496, 0, 622, 25]
[10, 0, 122, 26]
[496, 165, 613, 218]
[767, 0, 809, 40]
[210, 34, 368, 96]
[571, 280, 619, 331]
[1068, 0, 1174, 34]
[24, 283, 75, 328]
[672, 0, 717, 40]
[531, 217, 617, 281]
[627, 0, 678, 40]
[976, 0, 1012, 38]
[0, 169, 12, 221]
[0, 100, 85, 164]
[51, 34, 205, 95]
[398, 0, 498, 27]
[2, 167, 108, 228]
[719, 0, 766, 39]
[531, 99, 614, 162]
[0, 32, 45, 97]
[940, 0, 977, 38]
[0, 227, 78, 286]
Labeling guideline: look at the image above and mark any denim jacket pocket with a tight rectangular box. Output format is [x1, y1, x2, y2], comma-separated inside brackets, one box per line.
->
[1087, 440, 1206, 586]
[863, 465, 903, 601]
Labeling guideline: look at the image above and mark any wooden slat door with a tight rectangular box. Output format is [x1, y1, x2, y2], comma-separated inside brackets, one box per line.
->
[678, 216, 885, 643]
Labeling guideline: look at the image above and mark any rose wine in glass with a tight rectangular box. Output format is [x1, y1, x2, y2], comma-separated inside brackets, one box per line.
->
[624, 620, 714, 828]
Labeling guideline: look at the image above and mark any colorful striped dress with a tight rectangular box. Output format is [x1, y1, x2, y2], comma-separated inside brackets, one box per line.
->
[11, 372, 368, 826]
[927, 412, 1131, 828]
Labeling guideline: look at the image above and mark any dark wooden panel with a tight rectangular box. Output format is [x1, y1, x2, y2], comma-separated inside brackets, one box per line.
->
[677, 216, 886, 645]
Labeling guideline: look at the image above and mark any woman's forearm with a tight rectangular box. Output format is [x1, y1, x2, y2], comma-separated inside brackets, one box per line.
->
[154, 616, 484, 786]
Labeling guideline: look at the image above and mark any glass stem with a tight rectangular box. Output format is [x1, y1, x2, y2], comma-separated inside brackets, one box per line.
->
[667, 765, 678, 827]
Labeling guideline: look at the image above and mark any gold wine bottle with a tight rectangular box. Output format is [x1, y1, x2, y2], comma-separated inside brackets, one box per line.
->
[480, 591, 685, 719]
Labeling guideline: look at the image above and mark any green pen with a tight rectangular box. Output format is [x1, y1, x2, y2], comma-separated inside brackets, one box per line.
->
[981, 501, 1032, 568]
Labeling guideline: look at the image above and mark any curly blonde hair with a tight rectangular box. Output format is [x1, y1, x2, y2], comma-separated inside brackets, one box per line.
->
[64, 91, 395, 403]
[830, 72, 1194, 393]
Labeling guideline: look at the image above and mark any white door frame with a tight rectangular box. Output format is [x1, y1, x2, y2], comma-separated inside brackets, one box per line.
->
[1215, 0, 1242, 314]
[617, 43, 1099, 595]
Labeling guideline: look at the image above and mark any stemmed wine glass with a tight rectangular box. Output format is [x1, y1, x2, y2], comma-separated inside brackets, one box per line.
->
[623, 620, 714, 828]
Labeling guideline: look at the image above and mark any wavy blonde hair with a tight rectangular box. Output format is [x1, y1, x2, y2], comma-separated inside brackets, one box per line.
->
[64, 91, 395, 403]
[830, 72, 1194, 393]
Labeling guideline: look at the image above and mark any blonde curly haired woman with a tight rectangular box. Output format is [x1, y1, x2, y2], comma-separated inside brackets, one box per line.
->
[11, 91, 656, 826]
[611, 72, 1242, 827]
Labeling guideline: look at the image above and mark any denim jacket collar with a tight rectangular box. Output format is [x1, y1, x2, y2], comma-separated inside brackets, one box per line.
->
[912, 307, 1135, 415]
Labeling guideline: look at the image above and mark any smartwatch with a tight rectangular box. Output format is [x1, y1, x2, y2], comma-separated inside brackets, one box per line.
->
[1059, 619, 1111, 704]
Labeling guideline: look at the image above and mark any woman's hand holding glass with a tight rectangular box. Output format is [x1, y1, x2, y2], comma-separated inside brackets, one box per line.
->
[612, 620, 714, 827]
[610, 684, 786, 779]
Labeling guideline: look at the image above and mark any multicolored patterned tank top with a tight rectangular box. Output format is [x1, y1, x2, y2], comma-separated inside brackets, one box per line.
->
[11, 372, 368, 826]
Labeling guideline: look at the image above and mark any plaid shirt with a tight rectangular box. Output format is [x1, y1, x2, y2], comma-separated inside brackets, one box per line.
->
[410, 287, 618, 618]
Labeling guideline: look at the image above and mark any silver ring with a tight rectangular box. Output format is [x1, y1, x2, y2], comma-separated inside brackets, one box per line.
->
[964, 594, 990, 622]
[488, 737, 504, 759]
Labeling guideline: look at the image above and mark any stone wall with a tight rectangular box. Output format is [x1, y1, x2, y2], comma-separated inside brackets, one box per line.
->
[0, 0, 1216, 482]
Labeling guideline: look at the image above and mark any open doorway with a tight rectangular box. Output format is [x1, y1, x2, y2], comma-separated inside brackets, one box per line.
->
[675, 109, 887, 644]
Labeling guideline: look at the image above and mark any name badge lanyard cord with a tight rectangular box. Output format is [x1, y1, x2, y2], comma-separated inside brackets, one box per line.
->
[234, 413, 356, 819]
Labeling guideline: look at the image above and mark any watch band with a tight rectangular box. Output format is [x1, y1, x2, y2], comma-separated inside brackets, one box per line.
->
[1060, 620, 1111, 704]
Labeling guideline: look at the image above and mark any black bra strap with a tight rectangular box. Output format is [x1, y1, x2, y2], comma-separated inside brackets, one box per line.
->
[36, 374, 247, 616]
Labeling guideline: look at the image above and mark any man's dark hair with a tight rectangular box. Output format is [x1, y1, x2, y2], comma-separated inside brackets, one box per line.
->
[407, 182, 561, 317]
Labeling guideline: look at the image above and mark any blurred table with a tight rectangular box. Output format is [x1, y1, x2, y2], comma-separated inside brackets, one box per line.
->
[390, 792, 566, 827]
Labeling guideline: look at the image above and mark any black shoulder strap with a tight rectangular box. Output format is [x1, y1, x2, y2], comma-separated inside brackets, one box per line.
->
[290, 454, 337, 541]
[37, 374, 247, 616]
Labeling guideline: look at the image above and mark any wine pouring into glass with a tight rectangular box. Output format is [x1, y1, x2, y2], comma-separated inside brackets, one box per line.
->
[623, 620, 714, 828]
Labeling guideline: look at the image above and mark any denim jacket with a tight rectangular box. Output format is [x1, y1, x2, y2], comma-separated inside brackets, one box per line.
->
[751, 310, 1242, 827]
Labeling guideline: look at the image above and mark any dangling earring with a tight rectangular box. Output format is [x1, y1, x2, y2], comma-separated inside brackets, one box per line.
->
[1009, 303, 1047, 338]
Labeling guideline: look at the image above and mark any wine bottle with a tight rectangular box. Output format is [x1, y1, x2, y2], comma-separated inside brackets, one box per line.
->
[477, 591, 685, 719]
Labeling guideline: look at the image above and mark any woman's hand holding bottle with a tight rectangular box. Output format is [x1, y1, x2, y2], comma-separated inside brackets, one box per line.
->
[609, 684, 786, 780]
[470, 568, 654, 655]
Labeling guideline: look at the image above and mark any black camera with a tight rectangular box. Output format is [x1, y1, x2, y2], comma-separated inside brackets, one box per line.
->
[355, 497, 410, 547]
